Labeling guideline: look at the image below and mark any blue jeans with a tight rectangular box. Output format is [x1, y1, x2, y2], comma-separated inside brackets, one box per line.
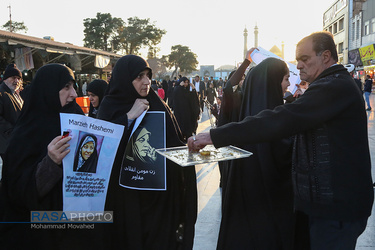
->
[364, 91, 371, 109]
[309, 216, 368, 250]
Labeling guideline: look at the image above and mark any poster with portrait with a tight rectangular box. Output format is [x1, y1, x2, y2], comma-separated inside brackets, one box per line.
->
[60, 113, 124, 212]
[120, 111, 166, 191]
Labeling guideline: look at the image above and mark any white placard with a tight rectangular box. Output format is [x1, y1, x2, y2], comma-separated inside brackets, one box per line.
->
[60, 113, 124, 213]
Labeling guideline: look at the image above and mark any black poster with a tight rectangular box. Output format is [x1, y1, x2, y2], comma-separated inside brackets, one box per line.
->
[120, 111, 166, 190]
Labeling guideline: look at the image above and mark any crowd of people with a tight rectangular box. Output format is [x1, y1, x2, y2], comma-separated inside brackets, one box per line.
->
[0, 31, 373, 250]
[189, 31, 374, 250]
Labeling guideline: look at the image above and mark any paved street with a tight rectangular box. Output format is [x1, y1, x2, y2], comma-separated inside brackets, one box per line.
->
[193, 94, 375, 250]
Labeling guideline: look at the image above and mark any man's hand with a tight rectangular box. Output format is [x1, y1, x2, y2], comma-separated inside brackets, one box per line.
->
[48, 135, 72, 165]
[293, 88, 304, 98]
[187, 132, 213, 152]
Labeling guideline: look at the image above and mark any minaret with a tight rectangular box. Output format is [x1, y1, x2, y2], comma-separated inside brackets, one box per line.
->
[243, 27, 248, 60]
[254, 24, 259, 48]
[281, 41, 285, 59]
[7, 5, 13, 32]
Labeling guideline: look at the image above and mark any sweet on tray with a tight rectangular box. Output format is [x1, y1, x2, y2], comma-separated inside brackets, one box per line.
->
[156, 145, 252, 167]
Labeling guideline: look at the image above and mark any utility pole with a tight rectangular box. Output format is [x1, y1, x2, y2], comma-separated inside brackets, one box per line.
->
[7, 5, 13, 32]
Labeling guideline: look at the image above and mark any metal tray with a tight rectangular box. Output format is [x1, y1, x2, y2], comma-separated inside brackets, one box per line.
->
[156, 145, 252, 167]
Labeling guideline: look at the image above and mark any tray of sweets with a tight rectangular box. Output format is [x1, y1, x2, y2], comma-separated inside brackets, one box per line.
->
[156, 145, 252, 167]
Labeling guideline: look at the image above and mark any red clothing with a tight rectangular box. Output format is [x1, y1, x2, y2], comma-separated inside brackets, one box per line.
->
[157, 88, 165, 99]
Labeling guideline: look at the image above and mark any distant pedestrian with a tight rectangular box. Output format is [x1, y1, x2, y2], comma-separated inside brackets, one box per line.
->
[161, 79, 168, 102]
[173, 77, 199, 141]
[157, 84, 165, 100]
[206, 82, 217, 106]
[193, 75, 206, 113]
[364, 75, 372, 111]
[345, 64, 362, 92]
[81, 81, 87, 95]
[0, 63, 23, 158]
[167, 79, 175, 110]
[86, 79, 108, 118]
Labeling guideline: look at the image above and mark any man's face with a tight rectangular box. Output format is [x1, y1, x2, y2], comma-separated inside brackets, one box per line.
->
[195, 76, 200, 82]
[296, 39, 326, 83]
[4, 76, 22, 92]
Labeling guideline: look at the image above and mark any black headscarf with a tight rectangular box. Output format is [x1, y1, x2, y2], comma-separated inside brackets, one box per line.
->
[86, 79, 108, 118]
[217, 58, 294, 249]
[73, 133, 99, 173]
[239, 57, 287, 119]
[97, 55, 152, 122]
[97, 55, 197, 249]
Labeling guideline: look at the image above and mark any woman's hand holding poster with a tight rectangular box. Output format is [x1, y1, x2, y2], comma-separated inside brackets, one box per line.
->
[60, 113, 124, 213]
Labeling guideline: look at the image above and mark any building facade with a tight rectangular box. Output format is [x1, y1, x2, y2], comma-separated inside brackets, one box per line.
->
[346, 0, 375, 77]
[323, 0, 375, 81]
[323, 0, 350, 64]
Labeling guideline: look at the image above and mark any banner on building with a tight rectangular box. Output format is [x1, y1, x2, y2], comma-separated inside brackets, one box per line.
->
[348, 49, 362, 66]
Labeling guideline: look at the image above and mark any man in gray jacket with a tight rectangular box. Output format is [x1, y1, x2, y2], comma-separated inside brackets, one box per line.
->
[188, 31, 373, 250]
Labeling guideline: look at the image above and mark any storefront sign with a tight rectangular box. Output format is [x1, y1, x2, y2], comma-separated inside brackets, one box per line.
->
[359, 44, 375, 66]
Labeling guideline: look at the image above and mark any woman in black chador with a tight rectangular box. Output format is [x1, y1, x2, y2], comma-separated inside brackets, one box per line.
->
[217, 57, 295, 250]
[87, 79, 108, 118]
[97, 55, 197, 250]
[217, 48, 252, 200]
[173, 77, 200, 141]
[73, 133, 99, 173]
[0, 64, 92, 249]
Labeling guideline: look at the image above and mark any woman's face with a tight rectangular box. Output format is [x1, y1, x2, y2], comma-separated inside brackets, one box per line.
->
[59, 81, 77, 107]
[81, 141, 95, 160]
[87, 91, 100, 108]
[281, 72, 291, 95]
[132, 69, 151, 97]
[135, 133, 151, 157]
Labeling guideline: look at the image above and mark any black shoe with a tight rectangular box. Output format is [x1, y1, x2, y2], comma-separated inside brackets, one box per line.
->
[366, 108, 372, 111]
